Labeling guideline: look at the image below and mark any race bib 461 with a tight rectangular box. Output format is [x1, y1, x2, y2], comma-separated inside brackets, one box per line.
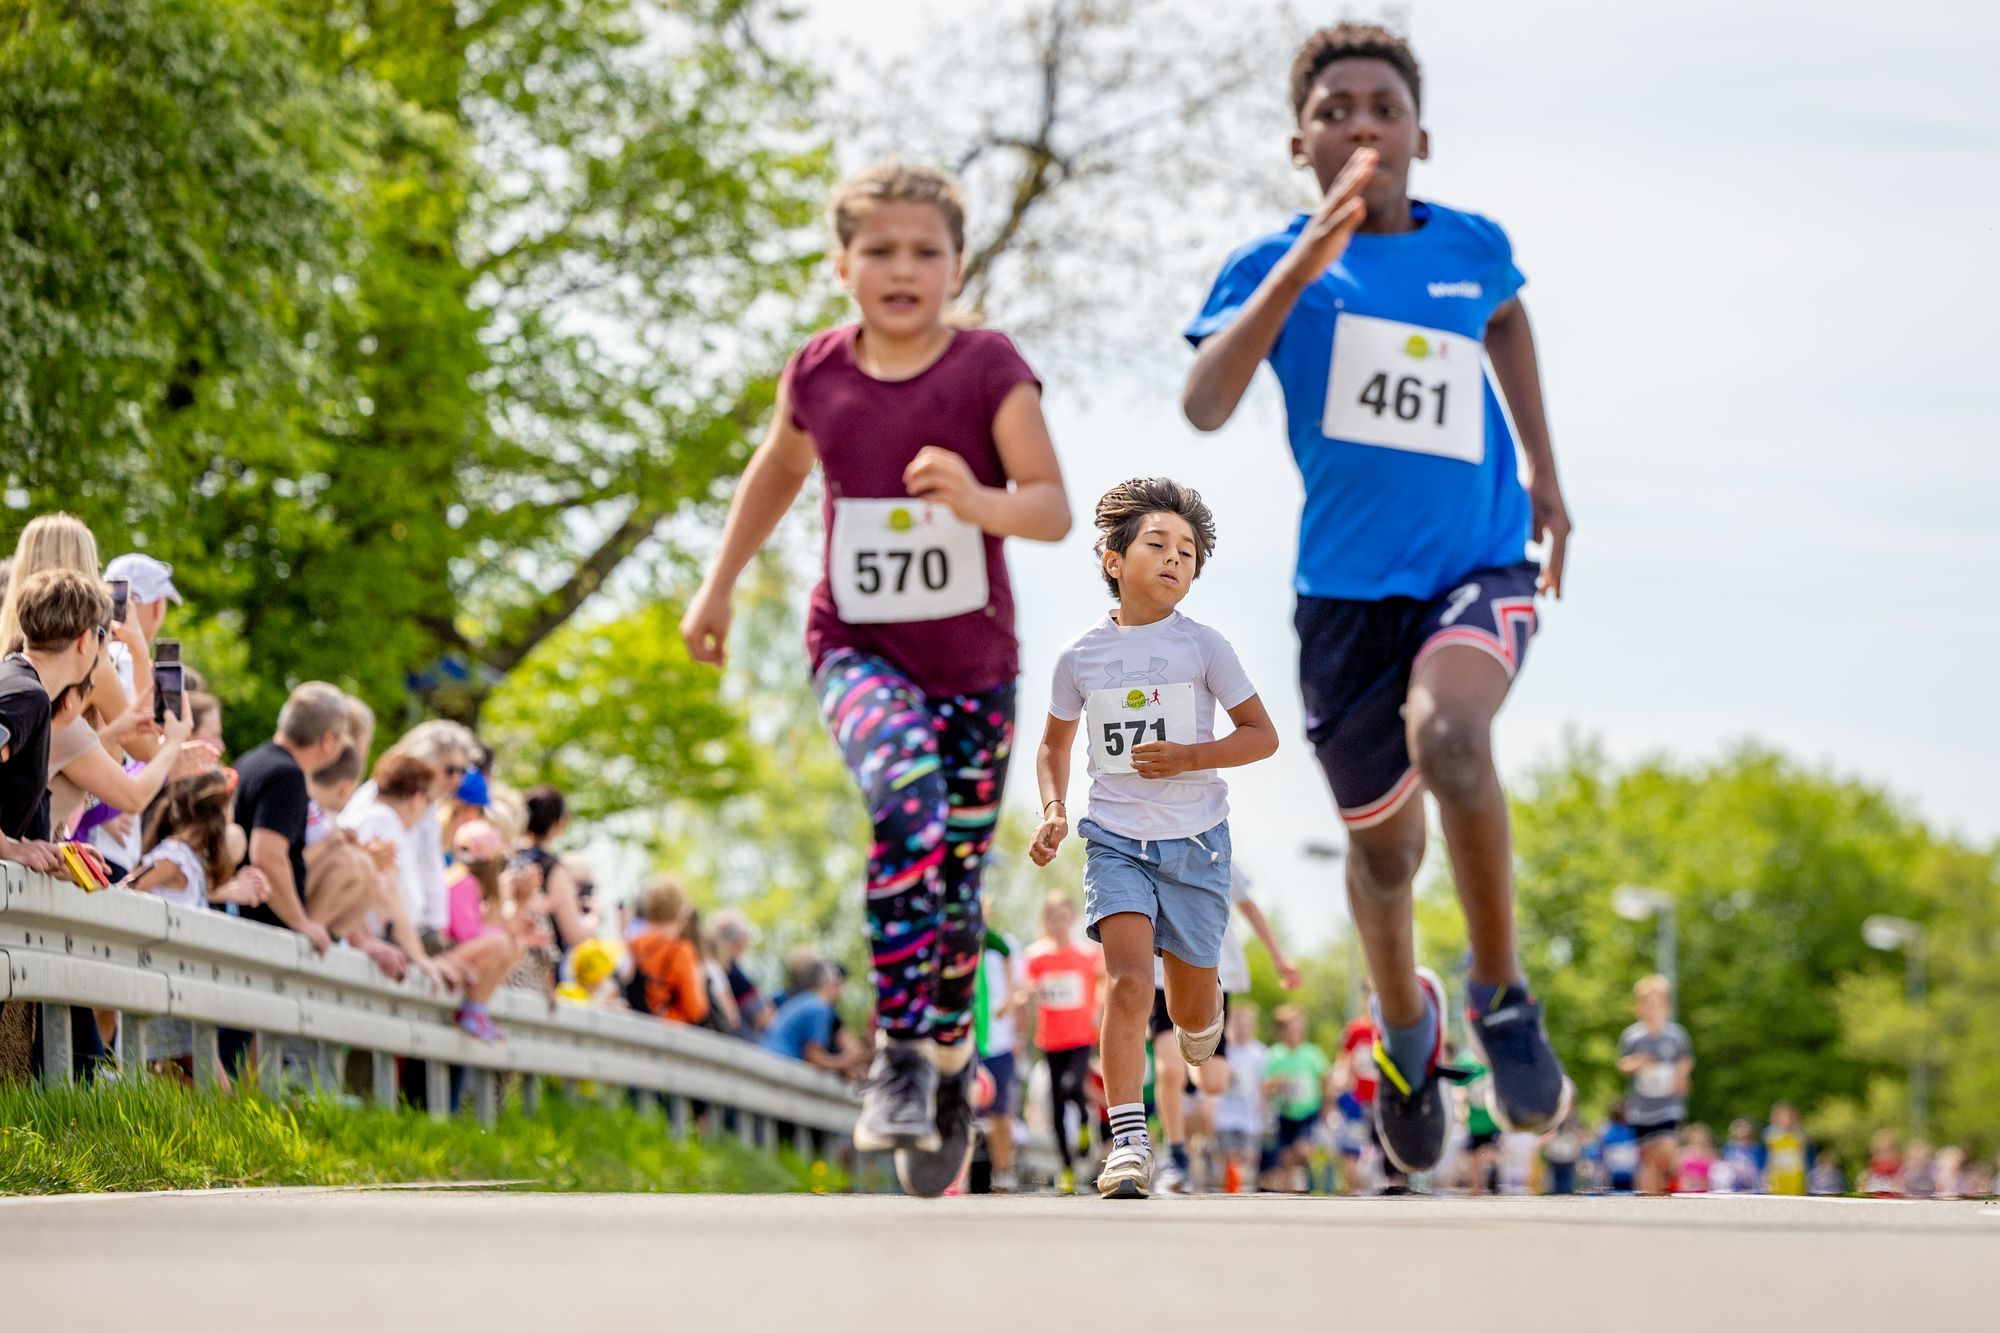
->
[1322, 312, 1486, 464]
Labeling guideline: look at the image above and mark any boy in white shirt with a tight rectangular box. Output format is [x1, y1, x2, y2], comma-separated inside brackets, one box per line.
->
[1030, 477, 1279, 1199]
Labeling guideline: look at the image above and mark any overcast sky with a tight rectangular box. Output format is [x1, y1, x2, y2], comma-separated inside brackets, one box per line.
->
[782, 0, 2000, 945]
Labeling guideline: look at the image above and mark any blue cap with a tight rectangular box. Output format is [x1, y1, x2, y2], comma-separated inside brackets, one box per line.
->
[456, 767, 491, 806]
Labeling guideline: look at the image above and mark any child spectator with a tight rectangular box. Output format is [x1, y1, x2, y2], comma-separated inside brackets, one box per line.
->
[1863, 1130, 1903, 1195]
[123, 771, 271, 913]
[1761, 1101, 1810, 1196]
[764, 959, 863, 1076]
[1717, 1118, 1765, 1193]
[1262, 1004, 1329, 1192]
[1899, 1140, 1937, 1198]
[1808, 1150, 1848, 1196]
[625, 878, 709, 1025]
[1677, 1123, 1718, 1193]
[557, 938, 621, 1007]
[709, 909, 770, 1037]
[1598, 1103, 1641, 1193]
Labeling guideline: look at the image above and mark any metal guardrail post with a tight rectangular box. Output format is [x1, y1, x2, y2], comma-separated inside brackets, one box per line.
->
[39, 1004, 72, 1084]
[521, 1075, 541, 1118]
[472, 1069, 499, 1127]
[192, 1023, 219, 1091]
[372, 1051, 397, 1109]
[738, 1112, 758, 1149]
[257, 1035, 282, 1098]
[792, 1122, 812, 1159]
[425, 1060, 450, 1121]
[669, 1094, 690, 1143]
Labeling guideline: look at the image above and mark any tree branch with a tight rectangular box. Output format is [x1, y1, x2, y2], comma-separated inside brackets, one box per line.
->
[477, 496, 666, 678]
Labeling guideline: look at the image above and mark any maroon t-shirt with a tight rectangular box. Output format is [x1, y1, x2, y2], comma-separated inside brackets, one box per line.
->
[785, 325, 1041, 699]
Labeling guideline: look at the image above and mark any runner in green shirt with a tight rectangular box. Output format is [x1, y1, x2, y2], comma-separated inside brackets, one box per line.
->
[1260, 1006, 1329, 1190]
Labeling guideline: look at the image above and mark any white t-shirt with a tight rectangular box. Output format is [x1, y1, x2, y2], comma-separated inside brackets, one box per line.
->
[88, 644, 144, 871]
[980, 945, 1022, 1057]
[1214, 1037, 1268, 1135]
[338, 790, 440, 929]
[139, 838, 208, 910]
[1048, 610, 1257, 841]
[1217, 864, 1255, 993]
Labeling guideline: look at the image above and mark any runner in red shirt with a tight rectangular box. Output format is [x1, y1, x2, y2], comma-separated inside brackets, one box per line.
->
[1022, 892, 1102, 1191]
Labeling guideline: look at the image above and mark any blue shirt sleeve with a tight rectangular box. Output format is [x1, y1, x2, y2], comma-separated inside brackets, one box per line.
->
[806, 1000, 836, 1052]
[1455, 210, 1526, 306]
[1184, 240, 1282, 347]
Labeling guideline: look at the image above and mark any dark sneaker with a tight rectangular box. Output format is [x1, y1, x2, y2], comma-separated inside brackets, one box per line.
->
[1467, 986, 1574, 1134]
[853, 1038, 940, 1153]
[895, 1058, 975, 1198]
[1371, 967, 1466, 1177]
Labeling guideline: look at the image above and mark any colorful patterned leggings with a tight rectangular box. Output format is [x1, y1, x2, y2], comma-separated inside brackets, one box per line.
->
[815, 650, 1014, 1047]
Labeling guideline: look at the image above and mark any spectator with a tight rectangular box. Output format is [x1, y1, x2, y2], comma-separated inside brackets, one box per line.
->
[1715, 1118, 1765, 1193]
[234, 682, 350, 954]
[1597, 1101, 1641, 1193]
[345, 695, 376, 769]
[344, 719, 475, 950]
[1900, 1139, 1937, 1197]
[437, 818, 535, 1041]
[563, 854, 598, 912]
[1809, 1150, 1848, 1196]
[557, 938, 622, 1007]
[119, 769, 272, 1081]
[515, 784, 594, 951]
[764, 959, 863, 1076]
[1677, 1122, 1718, 1193]
[1261, 1004, 1329, 1193]
[625, 878, 709, 1025]
[709, 908, 770, 1036]
[1762, 1101, 1810, 1196]
[1934, 1144, 1966, 1198]
[1211, 1000, 1268, 1194]
[1863, 1129, 1902, 1195]
[89, 551, 183, 871]
[188, 692, 224, 754]
[0, 569, 113, 1079]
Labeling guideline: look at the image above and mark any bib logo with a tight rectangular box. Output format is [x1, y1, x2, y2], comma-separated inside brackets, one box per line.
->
[1122, 688, 1163, 711]
[888, 507, 913, 532]
[1404, 334, 1430, 359]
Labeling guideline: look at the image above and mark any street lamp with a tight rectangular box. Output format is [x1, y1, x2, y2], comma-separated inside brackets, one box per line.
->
[1863, 914, 1929, 1142]
[1612, 884, 1678, 1015]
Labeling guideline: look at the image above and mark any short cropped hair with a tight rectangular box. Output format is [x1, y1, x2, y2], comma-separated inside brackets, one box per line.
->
[15, 568, 111, 652]
[1093, 477, 1218, 596]
[1290, 22, 1422, 117]
[312, 745, 364, 789]
[371, 751, 437, 803]
[638, 877, 689, 926]
[1634, 974, 1673, 1002]
[277, 681, 352, 748]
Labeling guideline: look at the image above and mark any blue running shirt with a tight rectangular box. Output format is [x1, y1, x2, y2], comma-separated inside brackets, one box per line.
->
[1186, 202, 1533, 602]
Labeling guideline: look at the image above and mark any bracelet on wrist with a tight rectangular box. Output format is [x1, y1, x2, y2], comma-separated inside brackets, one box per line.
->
[1042, 798, 1065, 816]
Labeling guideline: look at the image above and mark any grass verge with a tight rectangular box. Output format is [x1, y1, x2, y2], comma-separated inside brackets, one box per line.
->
[0, 1074, 842, 1196]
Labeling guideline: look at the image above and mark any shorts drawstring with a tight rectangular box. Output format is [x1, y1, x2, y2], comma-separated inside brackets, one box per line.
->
[1189, 832, 1221, 865]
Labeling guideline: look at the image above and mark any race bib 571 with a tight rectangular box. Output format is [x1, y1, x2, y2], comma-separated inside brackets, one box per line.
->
[1084, 681, 1196, 774]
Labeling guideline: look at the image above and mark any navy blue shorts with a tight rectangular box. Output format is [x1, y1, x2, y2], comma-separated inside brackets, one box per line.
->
[980, 1050, 1018, 1117]
[1295, 561, 1540, 828]
[1276, 1112, 1319, 1152]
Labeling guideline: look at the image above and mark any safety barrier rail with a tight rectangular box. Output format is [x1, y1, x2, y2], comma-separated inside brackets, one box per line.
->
[0, 864, 861, 1154]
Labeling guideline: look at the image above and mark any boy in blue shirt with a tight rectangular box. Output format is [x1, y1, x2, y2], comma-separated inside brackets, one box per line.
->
[1182, 23, 1575, 1176]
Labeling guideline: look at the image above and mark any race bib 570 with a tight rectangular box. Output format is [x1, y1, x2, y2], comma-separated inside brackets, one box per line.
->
[829, 499, 988, 624]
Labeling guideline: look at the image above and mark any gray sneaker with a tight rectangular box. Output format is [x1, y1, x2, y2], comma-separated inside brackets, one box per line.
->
[895, 1059, 975, 1198]
[1098, 1136, 1154, 1199]
[853, 1038, 940, 1153]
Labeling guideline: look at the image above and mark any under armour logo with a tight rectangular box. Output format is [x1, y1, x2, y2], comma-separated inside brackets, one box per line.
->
[1103, 658, 1169, 687]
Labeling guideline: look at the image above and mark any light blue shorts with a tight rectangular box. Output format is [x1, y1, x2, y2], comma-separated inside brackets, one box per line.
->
[1079, 816, 1232, 968]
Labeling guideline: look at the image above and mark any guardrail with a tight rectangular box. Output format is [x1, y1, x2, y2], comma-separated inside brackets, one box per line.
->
[0, 864, 861, 1157]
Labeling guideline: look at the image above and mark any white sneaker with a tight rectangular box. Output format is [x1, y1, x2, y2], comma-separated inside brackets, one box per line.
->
[1176, 1014, 1224, 1066]
[1098, 1137, 1154, 1199]
[1153, 1160, 1191, 1195]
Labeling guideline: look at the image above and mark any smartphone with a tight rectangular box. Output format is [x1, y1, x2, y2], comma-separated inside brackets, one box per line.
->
[109, 577, 130, 625]
[154, 639, 181, 664]
[154, 661, 185, 727]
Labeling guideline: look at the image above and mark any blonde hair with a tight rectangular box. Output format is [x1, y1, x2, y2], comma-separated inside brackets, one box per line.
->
[1, 512, 101, 653]
[1634, 974, 1673, 1002]
[829, 161, 967, 255]
[638, 877, 689, 926]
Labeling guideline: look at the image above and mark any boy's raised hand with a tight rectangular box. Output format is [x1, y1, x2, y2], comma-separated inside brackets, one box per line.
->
[1279, 148, 1376, 287]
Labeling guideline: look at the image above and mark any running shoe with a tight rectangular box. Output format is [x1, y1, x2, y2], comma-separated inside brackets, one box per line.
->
[1467, 986, 1574, 1135]
[1153, 1160, 1192, 1195]
[854, 1038, 941, 1153]
[455, 1005, 504, 1043]
[1098, 1137, 1154, 1200]
[1058, 1167, 1077, 1196]
[1175, 1003, 1225, 1067]
[1370, 966, 1467, 1176]
[990, 1169, 1017, 1194]
[895, 1060, 976, 1198]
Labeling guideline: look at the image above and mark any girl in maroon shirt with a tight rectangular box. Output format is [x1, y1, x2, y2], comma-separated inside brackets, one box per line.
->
[681, 163, 1070, 1195]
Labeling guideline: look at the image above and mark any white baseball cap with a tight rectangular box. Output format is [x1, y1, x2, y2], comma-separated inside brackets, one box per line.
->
[103, 553, 183, 605]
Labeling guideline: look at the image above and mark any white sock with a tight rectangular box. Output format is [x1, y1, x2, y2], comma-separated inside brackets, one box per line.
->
[1110, 1102, 1149, 1145]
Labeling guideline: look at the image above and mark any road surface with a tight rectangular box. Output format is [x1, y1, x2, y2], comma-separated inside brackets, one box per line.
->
[2, 1188, 1989, 1329]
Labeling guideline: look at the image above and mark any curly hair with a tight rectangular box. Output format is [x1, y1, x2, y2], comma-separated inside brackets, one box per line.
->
[1290, 22, 1422, 117]
[1093, 478, 1217, 597]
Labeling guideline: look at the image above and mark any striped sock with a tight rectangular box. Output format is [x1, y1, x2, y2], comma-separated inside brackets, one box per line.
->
[1109, 1102, 1149, 1145]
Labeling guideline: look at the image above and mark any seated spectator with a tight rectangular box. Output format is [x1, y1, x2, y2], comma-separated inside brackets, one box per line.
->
[435, 818, 532, 1041]
[763, 960, 863, 1076]
[303, 746, 388, 940]
[625, 878, 709, 1026]
[89, 551, 184, 871]
[1808, 1150, 1847, 1196]
[710, 909, 771, 1037]
[344, 719, 475, 950]
[233, 682, 355, 955]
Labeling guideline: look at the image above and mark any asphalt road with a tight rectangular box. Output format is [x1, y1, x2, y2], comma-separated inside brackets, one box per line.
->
[2, 1188, 1990, 1330]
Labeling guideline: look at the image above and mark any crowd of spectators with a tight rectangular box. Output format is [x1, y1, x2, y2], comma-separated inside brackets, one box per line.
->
[0, 510, 852, 1091]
